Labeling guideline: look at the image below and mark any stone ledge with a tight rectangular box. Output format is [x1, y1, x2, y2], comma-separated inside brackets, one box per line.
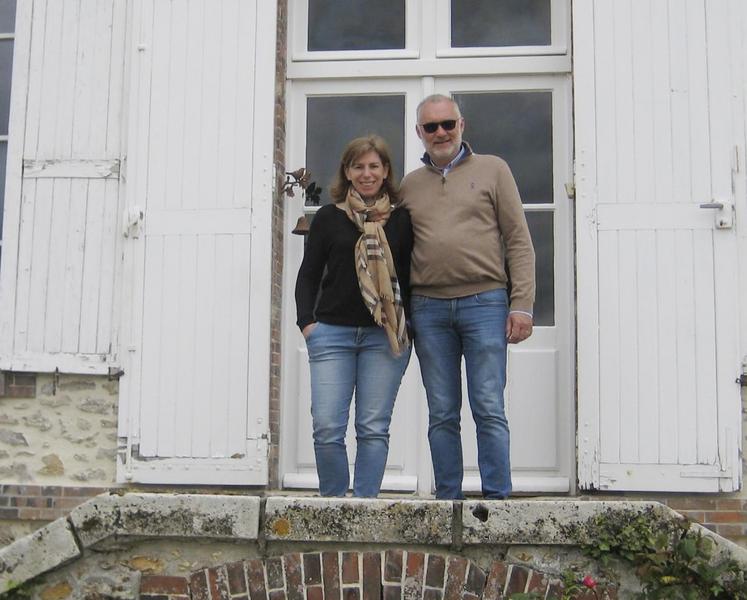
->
[0, 518, 80, 593]
[264, 497, 453, 544]
[68, 492, 261, 548]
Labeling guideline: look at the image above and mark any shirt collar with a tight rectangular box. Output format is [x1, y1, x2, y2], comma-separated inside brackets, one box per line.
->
[421, 142, 471, 175]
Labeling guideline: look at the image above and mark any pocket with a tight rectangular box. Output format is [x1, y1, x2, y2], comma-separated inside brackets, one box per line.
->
[473, 288, 508, 306]
[410, 295, 428, 311]
[304, 322, 322, 342]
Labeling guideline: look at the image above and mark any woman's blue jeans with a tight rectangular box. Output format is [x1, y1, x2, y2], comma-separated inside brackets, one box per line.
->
[410, 288, 511, 499]
[305, 323, 411, 497]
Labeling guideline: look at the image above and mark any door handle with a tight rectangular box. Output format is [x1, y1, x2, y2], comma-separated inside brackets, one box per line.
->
[699, 200, 733, 229]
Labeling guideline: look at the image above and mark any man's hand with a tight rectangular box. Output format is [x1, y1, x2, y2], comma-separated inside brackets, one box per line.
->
[506, 312, 533, 344]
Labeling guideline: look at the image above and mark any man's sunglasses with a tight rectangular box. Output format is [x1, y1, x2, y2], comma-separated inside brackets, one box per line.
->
[419, 119, 458, 134]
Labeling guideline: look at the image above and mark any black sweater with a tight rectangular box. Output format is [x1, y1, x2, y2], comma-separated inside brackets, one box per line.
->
[295, 203, 413, 331]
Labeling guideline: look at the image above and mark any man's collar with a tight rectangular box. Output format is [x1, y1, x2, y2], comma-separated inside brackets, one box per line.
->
[420, 142, 473, 171]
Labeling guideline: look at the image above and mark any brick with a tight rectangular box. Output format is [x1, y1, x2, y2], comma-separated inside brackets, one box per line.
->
[285, 553, 305, 600]
[423, 589, 442, 600]
[545, 581, 563, 599]
[504, 565, 529, 595]
[383, 585, 402, 600]
[704, 511, 745, 523]
[342, 552, 359, 584]
[714, 523, 747, 537]
[306, 586, 323, 600]
[666, 497, 717, 511]
[267, 556, 285, 589]
[362, 552, 382, 600]
[425, 555, 446, 588]
[226, 561, 248, 595]
[247, 558, 268, 600]
[384, 550, 403, 583]
[403, 552, 424, 600]
[464, 563, 485, 596]
[140, 575, 190, 595]
[208, 566, 231, 600]
[526, 572, 546, 592]
[139, 595, 168, 600]
[678, 511, 705, 523]
[41, 486, 62, 497]
[190, 570, 210, 600]
[443, 557, 468, 600]
[0, 507, 19, 519]
[323, 551, 341, 600]
[715, 499, 746, 511]
[304, 553, 322, 585]
[270, 591, 286, 600]
[343, 589, 360, 600]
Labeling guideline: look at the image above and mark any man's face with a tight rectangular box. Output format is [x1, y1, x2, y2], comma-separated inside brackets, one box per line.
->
[416, 100, 465, 167]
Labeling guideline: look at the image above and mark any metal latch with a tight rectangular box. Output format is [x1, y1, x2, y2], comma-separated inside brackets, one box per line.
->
[123, 206, 144, 238]
[699, 200, 734, 229]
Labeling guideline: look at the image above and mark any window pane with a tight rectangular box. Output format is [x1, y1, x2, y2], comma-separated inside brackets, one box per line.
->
[0, 0, 15, 34]
[525, 211, 554, 326]
[0, 39, 12, 134]
[454, 91, 552, 204]
[308, 0, 405, 51]
[451, 0, 551, 47]
[305, 95, 405, 206]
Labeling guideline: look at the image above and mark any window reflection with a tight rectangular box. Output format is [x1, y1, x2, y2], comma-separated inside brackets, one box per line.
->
[308, 0, 405, 51]
[451, 0, 551, 48]
[454, 91, 552, 204]
[305, 95, 405, 206]
[525, 211, 554, 326]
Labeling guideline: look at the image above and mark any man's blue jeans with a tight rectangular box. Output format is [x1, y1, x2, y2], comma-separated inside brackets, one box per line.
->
[306, 323, 411, 497]
[411, 288, 511, 499]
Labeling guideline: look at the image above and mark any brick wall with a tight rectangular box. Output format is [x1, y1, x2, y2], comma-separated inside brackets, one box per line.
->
[137, 551, 617, 600]
[268, 0, 288, 490]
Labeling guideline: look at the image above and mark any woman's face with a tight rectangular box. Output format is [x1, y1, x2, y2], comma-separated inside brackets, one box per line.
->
[344, 150, 389, 200]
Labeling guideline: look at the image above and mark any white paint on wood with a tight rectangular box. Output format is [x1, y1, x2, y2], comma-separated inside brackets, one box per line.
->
[575, 0, 743, 491]
[0, 0, 126, 373]
[118, 0, 275, 484]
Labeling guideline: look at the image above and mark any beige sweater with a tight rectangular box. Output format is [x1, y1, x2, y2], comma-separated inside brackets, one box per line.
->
[400, 150, 535, 313]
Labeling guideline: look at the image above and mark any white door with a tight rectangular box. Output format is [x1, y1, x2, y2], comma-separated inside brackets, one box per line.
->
[281, 0, 575, 495]
[117, 0, 276, 485]
[575, 0, 743, 491]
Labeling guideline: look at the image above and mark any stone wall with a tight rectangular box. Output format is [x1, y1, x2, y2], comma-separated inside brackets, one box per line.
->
[3, 494, 747, 599]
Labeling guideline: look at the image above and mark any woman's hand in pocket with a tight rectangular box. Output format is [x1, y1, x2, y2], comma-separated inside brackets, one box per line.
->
[302, 322, 317, 339]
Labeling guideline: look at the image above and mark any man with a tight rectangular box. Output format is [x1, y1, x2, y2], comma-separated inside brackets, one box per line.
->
[400, 94, 535, 499]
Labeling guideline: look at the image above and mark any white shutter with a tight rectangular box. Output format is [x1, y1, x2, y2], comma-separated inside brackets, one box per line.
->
[575, 0, 743, 492]
[117, 0, 275, 485]
[0, 0, 127, 374]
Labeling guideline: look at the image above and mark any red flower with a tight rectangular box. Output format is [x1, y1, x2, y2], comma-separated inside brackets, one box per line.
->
[582, 575, 598, 589]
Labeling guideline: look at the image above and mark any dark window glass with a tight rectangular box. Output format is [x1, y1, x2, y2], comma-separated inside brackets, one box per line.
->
[305, 95, 405, 206]
[0, 0, 15, 34]
[0, 39, 12, 134]
[308, 0, 405, 51]
[451, 0, 551, 47]
[454, 91, 552, 204]
[525, 211, 554, 326]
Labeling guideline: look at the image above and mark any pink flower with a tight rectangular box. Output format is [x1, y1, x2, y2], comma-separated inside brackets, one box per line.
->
[582, 575, 598, 589]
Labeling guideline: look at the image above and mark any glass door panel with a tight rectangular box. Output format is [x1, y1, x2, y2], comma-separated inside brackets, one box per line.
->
[306, 95, 405, 206]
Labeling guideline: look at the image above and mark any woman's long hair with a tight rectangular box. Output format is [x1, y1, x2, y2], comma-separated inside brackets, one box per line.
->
[329, 135, 400, 204]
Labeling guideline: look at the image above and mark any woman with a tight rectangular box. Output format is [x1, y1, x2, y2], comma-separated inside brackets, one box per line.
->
[295, 135, 413, 497]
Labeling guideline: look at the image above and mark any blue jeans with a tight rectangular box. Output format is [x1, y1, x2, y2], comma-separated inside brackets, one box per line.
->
[306, 323, 411, 497]
[411, 288, 511, 499]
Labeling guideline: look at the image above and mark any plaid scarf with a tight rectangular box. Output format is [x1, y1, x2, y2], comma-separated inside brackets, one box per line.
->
[339, 187, 409, 355]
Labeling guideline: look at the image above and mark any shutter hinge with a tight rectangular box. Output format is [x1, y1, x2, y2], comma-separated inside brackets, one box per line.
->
[108, 367, 125, 380]
[565, 182, 576, 199]
[737, 373, 747, 387]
